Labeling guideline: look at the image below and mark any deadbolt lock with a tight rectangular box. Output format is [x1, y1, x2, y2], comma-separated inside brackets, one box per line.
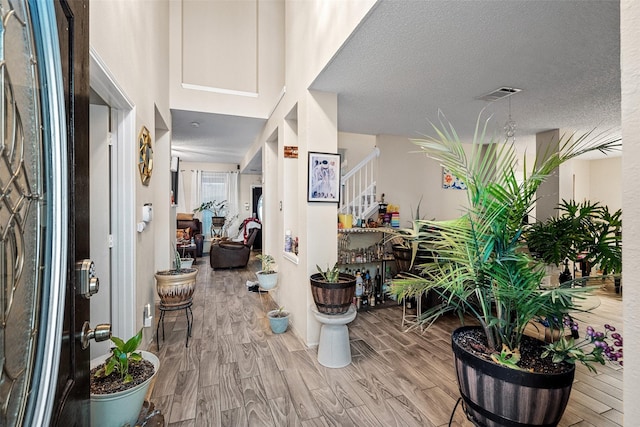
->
[75, 259, 99, 298]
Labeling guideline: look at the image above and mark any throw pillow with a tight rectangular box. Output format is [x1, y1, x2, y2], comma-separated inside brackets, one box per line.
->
[176, 228, 185, 240]
[177, 212, 194, 220]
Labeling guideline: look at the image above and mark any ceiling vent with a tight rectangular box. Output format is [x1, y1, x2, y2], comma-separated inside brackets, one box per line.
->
[476, 87, 522, 102]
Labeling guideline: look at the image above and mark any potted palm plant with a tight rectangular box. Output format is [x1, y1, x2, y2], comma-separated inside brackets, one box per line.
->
[90, 329, 160, 427]
[390, 112, 621, 427]
[255, 254, 278, 290]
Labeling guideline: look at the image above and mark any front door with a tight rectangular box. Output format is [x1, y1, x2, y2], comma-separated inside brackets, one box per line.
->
[0, 1, 90, 426]
[51, 0, 91, 425]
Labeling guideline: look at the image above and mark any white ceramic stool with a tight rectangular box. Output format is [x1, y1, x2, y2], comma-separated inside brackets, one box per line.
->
[310, 304, 357, 368]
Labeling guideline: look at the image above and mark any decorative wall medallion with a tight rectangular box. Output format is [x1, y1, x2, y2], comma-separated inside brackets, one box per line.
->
[138, 126, 153, 185]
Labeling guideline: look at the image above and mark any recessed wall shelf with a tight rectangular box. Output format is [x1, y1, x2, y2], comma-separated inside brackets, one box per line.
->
[283, 251, 299, 265]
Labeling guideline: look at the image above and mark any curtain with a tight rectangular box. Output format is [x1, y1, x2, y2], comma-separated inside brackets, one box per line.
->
[176, 170, 187, 212]
[226, 172, 241, 239]
[190, 169, 201, 213]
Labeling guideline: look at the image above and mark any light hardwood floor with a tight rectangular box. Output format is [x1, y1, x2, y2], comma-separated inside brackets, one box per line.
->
[148, 256, 623, 427]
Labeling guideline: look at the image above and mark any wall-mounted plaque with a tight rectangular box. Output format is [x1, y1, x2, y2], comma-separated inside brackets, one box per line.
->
[284, 146, 298, 158]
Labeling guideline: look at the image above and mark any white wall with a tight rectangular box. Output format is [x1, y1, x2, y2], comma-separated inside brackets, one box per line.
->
[558, 158, 590, 211]
[374, 131, 619, 228]
[590, 157, 622, 212]
[169, 0, 285, 119]
[536, 129, 561, 221]
[90, 1, 170, 345]
[338, 131, 377, 174]
[249, 0, 376, 345]
[377, 134, 469, 226]
[621, 0, 640, 418]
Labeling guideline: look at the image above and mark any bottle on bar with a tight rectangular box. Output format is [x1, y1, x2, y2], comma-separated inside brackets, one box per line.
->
[375, 266, 382, 304]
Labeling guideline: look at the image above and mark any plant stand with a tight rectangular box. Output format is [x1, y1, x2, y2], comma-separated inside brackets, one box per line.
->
[156, 301, 193, 349]
[211, 216, 226, 238]
[310, 304, 357, 368]
[401, 293, 423, 332]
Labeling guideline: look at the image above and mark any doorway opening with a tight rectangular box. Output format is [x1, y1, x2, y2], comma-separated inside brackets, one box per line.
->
[89, 48, 136, 342]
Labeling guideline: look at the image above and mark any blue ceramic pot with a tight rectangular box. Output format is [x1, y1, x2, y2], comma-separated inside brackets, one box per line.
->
[268, 310, 290, 334]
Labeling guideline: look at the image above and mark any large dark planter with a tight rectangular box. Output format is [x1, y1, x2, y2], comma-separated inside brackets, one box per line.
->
[392, 244, 433, 273]
[392, 244, 412, 273]
[310, 273, 356, 314]
[452, 326, 575, 427]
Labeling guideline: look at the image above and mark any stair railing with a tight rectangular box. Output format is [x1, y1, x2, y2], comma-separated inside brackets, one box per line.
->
[340, 147, 380, 219]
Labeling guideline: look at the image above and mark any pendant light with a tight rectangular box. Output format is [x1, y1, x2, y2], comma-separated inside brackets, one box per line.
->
[504, 93, 517, 144]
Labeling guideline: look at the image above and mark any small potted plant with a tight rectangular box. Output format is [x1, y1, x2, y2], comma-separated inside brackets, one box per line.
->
[267, 306, 290, 334]
[90, 329, 160, 427]
[310, 264, 356, 314]
[176, 244, 195, 269]
[255, 254, 278, 290]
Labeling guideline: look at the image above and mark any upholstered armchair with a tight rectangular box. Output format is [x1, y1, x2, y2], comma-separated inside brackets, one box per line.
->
[209, 228, 259, 269]
[176, 214, 204, 257]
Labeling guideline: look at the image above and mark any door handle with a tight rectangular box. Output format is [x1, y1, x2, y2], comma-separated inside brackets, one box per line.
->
[75, 259, 100, 298]
[80, 322, 112, 350]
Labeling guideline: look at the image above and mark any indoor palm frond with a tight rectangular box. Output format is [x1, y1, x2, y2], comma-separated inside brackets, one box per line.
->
[390, 111, 621, 351]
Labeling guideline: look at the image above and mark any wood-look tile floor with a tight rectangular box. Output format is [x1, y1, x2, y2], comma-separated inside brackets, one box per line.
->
[148, 257, 623, 427]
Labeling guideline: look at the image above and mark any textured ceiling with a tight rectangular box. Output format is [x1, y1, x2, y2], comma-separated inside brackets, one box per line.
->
[171, 109, 266, 173]
[172, 0, 621, 171]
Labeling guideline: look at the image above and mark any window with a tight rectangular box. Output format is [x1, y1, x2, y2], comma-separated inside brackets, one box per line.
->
[199, 171, 238, 238]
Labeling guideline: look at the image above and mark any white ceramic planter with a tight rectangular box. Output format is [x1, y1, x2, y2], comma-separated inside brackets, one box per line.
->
[90, 350, 160, 427]
[256, 271, 278, 290]
[180, 257, 194, 269]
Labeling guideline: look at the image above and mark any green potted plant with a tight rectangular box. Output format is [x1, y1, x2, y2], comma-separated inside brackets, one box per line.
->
[390, 112, 621, 426]
[177, 243, 195, 269]
[193, 200, 228, 237]
[154, 245, 198, 307]
[256, 254, 278, 290]
[267, 306, 290, 334]
[90, 329, 160, 427]
[310, 264, 356, 314]
[526, 200, 622, 290]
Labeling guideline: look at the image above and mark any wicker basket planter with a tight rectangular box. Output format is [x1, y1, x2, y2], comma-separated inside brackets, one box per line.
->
[310, 273, 356, 314]
[452, 326, 575, 427]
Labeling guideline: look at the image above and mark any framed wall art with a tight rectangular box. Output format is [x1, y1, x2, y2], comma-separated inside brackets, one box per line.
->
[308, 152, 341, 203]
[442, 167, 466, 190]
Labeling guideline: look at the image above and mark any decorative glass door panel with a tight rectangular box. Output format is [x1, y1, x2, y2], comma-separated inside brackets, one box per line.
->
[1, 1, 68, 425]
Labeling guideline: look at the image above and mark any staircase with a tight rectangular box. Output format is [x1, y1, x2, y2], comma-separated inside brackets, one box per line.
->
[340, 147, 380, 220]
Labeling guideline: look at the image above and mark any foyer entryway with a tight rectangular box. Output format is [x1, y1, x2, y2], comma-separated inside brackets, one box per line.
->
[147, 256, 623, 426]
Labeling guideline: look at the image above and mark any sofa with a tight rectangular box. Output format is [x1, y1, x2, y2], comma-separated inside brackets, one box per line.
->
[176, 213, 204, 257]
[209, 228, 259, 269]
